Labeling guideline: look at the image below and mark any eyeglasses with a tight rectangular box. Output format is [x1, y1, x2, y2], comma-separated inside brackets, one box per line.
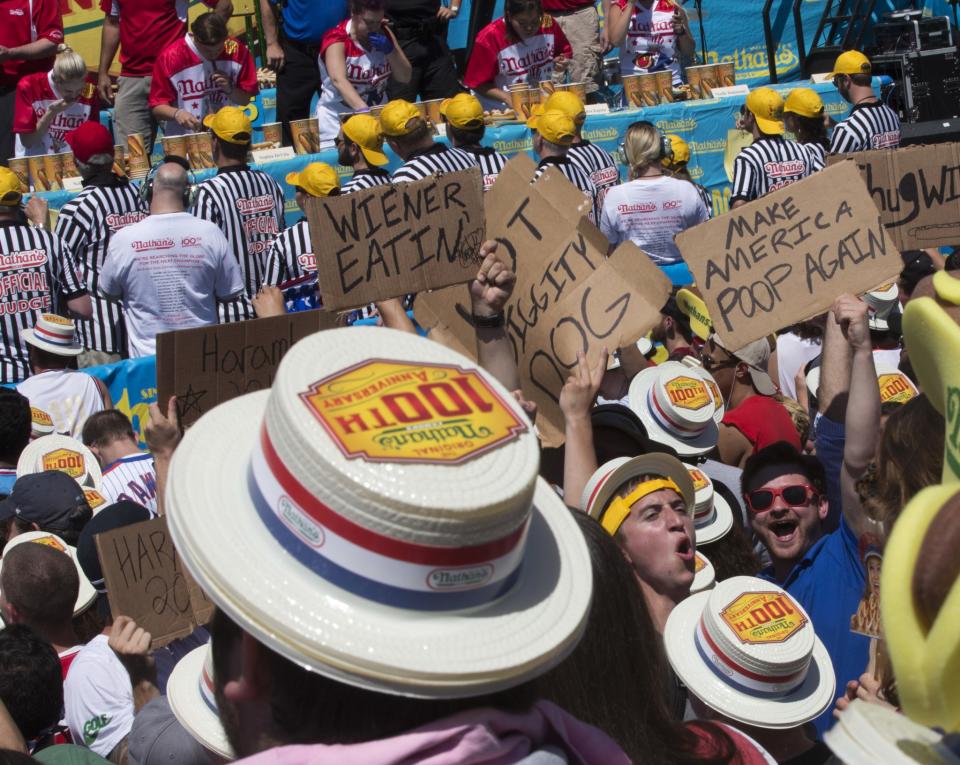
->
[701, 353, 736, 373]
[746, 484, 819, 513]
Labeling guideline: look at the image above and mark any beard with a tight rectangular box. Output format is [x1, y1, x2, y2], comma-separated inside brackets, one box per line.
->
[337, 143, 353, 167]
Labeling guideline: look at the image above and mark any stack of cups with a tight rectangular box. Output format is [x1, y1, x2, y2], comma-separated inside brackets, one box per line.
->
[126, 133, 151, 179]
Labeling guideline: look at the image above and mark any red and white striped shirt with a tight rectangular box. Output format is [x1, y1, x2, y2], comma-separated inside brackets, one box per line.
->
[148, 34, 258, 137]
[13, 72, 100, 157]
[464, 15, 572, 92]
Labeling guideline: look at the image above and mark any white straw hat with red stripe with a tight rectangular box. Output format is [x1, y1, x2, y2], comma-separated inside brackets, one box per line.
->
[166, 327, 592, 698]
[17, 433, 103, 490]
[665, 575, 835, 728]
[681, 358, 726, 424]
[167, 644, 233, 760]
[690, 551, 715, 594]
[0, 531, 97, 616]
[687, 466, 734, 545]
[628, 362, 719, 456]
[580, 454, 695, 523]
[22, 314, 83, 356]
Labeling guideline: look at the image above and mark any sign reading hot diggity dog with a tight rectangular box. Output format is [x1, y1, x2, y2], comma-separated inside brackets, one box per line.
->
[300, 359, 527, 464]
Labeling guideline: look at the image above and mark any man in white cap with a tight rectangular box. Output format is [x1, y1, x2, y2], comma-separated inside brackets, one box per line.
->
[16, 314, 111, 439]
[701, 334, 800, 467]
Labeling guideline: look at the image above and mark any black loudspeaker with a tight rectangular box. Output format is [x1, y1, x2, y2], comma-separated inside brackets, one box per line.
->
[900, 119, 960, 145]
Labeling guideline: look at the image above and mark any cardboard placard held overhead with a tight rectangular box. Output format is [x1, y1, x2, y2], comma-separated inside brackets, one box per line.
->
[95, 517, 214, 649]
[827, 144, 960, 251]
[676, 162, 902, 350]
[305, 167, 486, 310]
[156, 310, 338, 427]
[416, 155, 671, 447]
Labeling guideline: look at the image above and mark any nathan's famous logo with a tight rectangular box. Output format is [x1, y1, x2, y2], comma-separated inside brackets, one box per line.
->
[703, 43, 799, 81]
[688, 165, 705, 180]
[705, 378, 723, 410]
[0, 249, 46, 271]
[689, 138, 727, 154]
[825, 101, 849, 117]
[689, 469, 710, 491]
[300, 360, 528, 464]
[31, 407, 53, 426]
[655, 118, 697, 134]
[879, 373, 916, 405]
[493, 138, 533, 153]
[42, 448, 86, 479]
[428, 564, 494, 591]
[83, 488, 106, 510]
[665, 376, 711, 410]
[695, 553, 707, 573]
[31, 535, 66, 553]
[721, 591, 807, 644]
[582, 127, 619, 142]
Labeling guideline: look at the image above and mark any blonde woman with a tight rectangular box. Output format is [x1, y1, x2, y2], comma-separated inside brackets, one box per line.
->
[600, 121, 707, 284]
[14, 45, 100, 157]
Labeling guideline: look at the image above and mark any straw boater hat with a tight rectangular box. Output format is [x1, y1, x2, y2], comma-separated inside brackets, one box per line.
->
[863, 283, 901, 332]
[690, 551, 716, 594]
[17, 434, 103, 491]
[30, 407, 56, 439]
[22, 314, 83, 356]
[664, 575, 835, 729]
[1, 531, 97, 616]
[805, 362, 917, 407]
[681, 357, 726, 424]
[580, 454, 695, 535]
[627, 361, 719, 457]
[686, 466, 734, 545]
[167, 645, 233, 760]
[165, 327, 592, 698]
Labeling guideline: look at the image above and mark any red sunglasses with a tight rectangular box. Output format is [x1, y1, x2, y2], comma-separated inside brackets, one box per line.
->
[746, 484, 819, 513]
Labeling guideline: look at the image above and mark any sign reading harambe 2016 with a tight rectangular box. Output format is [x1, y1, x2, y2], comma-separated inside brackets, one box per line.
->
[304, 168, 486, 310]
[676, 162, 902, 350]
[299, 359, 527, 464]
[416, 155, 672, 447]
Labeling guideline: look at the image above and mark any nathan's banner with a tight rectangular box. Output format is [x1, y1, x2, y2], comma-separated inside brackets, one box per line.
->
[676, 162, 902, 350]
[156, 311, 338, 427]
[416, 155, 670, 446]
[305, 168, 485, 310]
[827, 144, 960, 251]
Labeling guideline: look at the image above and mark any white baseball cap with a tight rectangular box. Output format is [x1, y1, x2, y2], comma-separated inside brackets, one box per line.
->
[712, 335, 778, 396]
[166, 327, 592, 698]
[665, 575, 835, 729]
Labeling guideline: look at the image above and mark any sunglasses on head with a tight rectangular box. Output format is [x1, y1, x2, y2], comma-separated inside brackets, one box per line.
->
[746, 483, 818, 513]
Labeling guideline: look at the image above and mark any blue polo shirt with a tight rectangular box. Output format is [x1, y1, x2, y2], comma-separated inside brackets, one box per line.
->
[758, 515, 869, 739]
[270, 0, 347, 44]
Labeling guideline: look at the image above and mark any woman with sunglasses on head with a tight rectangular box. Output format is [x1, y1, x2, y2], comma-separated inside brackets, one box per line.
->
[464, 0, 573, 108]
[600, 121, 708, 285]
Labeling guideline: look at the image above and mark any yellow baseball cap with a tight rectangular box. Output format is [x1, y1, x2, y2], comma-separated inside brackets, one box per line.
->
[0, 167, 22, 206]
[530, 109, 575, 146]
[745, 87, 785, 136]
[543, 90, 586, 127]
[663, 134, 690, 167]
[379, 99, 424, 137]
[525, 102, 545, 130]
[676, 288, 712, 341]
[342, 114, 389, 167]
[203, 106, 253, 145]
[830, 50, 871, 77]
[784, 87, 824, 119]
[439, 93, 485, 130]
[286, 162, 340, 197]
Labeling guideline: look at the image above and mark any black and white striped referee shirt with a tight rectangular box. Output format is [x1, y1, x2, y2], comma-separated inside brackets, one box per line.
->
[391, 144, 478, 183]
[534, 155, 599, 224]
[54, 179, 145, 355]
[263, 219, 313, 287]
[0, 221, 86, 383]
[341, 168, 392, 195]
[730, 137, 815, 203]
[568, 140, 620, 208]
[192, 166, 285, 322]
[829, 101, 901, 154]
[802, 142, 827, 172]
[454, 145, 508, 191]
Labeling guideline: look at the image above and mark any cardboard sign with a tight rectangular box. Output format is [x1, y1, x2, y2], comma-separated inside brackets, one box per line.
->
[827, 144, 960, 251]
[676, 162, 902, 349]
[96, 517, 214, 648]
[416, 155, 671, 446]
[305, 167, 486, 310]
[156, 310, 338, 427]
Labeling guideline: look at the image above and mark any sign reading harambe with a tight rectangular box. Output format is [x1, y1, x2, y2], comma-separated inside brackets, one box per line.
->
[416, 155, 671, 446]
[305, 167, 486, 310]
[827, 143, 960, 251]
[676, 162, 902, 349]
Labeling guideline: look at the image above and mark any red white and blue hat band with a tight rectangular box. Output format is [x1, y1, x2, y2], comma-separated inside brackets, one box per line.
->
[200, 662, 218, 715]
[694, 617, 809, 698]
[249, 427, 529, 611]
[647, 387, 704, 439]
[31, 323, 77, 347]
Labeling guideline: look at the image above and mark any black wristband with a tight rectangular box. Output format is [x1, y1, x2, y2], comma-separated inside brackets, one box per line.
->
[472, 312, 505, 328]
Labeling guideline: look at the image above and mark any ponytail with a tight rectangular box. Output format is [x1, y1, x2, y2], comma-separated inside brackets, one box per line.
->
[52, 45, 87, 84]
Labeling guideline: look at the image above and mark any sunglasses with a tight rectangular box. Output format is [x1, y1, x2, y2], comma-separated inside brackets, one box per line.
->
[701, 353, 736, 373]
[746, 484, 818, 513]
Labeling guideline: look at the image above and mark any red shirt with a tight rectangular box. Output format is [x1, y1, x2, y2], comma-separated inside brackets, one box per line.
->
[148, 35, 257, 136]
[13, 71, 100, 156]
[0, 0, 63, 88]
[99, 0, 217, 78]
[723, 395, 802, 454]
[464, 15, 573, 91]
[542, 0, 595, 10]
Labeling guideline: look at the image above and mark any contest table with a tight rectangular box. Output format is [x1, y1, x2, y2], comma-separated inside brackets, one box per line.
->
[43, 80, 857, 226]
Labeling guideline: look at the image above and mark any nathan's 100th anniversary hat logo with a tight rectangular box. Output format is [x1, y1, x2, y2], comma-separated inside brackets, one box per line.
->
[721, 591, 807, 644]
[300, 359, 528, 464]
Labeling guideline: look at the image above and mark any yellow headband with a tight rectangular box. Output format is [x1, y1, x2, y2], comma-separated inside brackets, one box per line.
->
[600, 478, 683, 536]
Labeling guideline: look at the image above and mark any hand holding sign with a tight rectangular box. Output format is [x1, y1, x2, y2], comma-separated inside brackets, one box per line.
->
[470, 243, 517, 318]
[832, 294, 871, 352]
